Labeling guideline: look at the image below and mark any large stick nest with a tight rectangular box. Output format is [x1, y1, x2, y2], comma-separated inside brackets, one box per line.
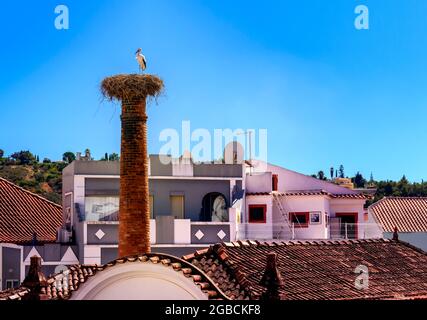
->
[101, 74, 164, 102]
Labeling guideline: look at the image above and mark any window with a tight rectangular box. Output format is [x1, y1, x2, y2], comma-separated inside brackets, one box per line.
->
[289, 212, 309, 228]
[85, 196, 119, 222]
[6, 280, 19, 289]
[149, 195, 154, 219]
[171, 195, 184, 219]
[249, 205, 267, 223]
[64, 193, 73, 227]
[310, 212, 322, 225]
[65, 207, 72, 230]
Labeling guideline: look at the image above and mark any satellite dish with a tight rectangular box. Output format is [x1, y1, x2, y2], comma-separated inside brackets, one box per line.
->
[224, 141, 244, 164]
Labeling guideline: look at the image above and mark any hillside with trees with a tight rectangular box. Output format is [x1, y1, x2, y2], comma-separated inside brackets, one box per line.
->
[0, 150, 69, 204]
[0, 149, 119, 205]
[313, 165, 427, 205]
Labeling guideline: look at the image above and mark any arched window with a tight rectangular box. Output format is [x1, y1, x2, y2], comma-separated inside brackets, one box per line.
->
[200, 193, 229, 222]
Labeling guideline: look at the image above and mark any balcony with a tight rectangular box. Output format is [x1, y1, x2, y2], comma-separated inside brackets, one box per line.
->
[81, 192, 235, 223]
[329, 222, 383, 240]
[236, 222, 383, 241]
[83, 207, 241, 246]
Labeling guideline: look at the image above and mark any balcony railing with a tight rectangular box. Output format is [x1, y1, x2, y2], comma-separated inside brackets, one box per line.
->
[235, 223, 383, 241]
[329, 223, 383, 240]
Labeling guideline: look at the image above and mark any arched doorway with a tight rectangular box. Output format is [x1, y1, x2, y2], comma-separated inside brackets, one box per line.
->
[200, 193, 228, 222]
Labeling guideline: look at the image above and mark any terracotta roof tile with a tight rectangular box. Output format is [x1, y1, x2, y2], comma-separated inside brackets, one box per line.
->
[0, 177, 62, 244]
[0, 288, 30, 301]
[370, 197, 427, 232]
[184, 239, 427, 300]
[0, 253, 230, 301]
[5, 240, 426, 301]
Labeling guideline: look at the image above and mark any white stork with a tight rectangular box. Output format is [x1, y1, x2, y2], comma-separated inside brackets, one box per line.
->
[135, 48, 147, 73]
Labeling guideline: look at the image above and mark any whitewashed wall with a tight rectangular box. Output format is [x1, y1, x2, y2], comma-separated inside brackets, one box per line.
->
[245, 173, 272, 194]
[244, 195, 273, 239]
[277, 195, 329, 239]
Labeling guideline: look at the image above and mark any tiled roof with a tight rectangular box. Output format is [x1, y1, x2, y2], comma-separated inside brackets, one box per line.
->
[0, 253, 229, 301]
[331, 193, 372, 199]
[0, 177, 63, 244]
[183, 249, 251, 300]
[246, 190, 372, 200]
[184, 239, 427, 300]
[369, 197, 427, 233]
[0, 287, 30, 300]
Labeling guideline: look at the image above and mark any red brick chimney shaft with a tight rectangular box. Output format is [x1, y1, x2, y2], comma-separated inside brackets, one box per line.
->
[119, 99, 151, 257]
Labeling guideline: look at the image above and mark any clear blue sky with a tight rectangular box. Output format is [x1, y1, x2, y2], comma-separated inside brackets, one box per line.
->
[1, 0, 427, 182]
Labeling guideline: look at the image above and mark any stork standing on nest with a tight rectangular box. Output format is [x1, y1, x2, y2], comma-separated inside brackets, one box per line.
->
[135, 48, 147, 74]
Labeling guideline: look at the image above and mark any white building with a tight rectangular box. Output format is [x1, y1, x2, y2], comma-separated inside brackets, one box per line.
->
[240, 160, 381, 241]
[61, 153, 380, 267]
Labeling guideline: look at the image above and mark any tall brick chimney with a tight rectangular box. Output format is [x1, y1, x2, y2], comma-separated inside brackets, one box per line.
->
[101, 74, 163, 258]
[119, 98, 150, 257]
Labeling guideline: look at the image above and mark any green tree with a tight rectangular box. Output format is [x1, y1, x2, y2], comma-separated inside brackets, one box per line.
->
[317, 171, 327, 181]
[338, 165, 345, 178]
[353, 172, 367, 188]
[399, 175, 409, 185]
[10, 151, 36, 165]
[109, 153, 120, 161]
[383, 181, 394, 195]
[34, 172, 45, 183]
[62, 152, 76, 164]
[0, 149, 4, 158]
[397, 175, 410, 196]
